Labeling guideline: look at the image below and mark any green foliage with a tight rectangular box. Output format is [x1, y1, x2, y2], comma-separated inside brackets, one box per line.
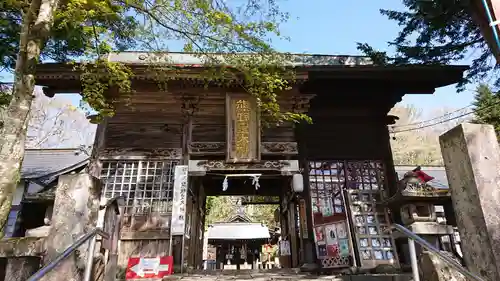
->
[78, 60, 133, 120]
[0, 84, 12, 130]
[0, 0, 304, 123]
[2, 0, 306, 126]
[473, 84, 500, 137]
[0, 1, 20, 70]
[0, 0, 137, 70]
[205, 196, 214, 215]
[357, 0, 494, 90]
[204, 196, 278, 230]
[72, 0, 307, 125]
[246, 204, 278, 228]
[207, 53, 312, 125]
[1, 84, 12, 130]
[204, 196, 235, 227]
[0, 85, 11, 108]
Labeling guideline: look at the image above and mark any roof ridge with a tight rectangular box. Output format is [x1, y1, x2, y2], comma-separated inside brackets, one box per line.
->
[25, 148, 82, 151]
[108, 51, 371, 58]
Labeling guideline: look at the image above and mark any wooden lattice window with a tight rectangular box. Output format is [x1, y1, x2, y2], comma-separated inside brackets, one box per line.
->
[101, 160, 179, 215]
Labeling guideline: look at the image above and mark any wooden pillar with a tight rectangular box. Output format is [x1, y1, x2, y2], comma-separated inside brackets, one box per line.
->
[196, 192, 205, 269]
[439, 123, 500, 281]
[288, 201, 298, 267]
[294, 122, 318, 268]
[103, 202, 122, 281]
[87, 117, 108, 178]
[382, 118, 399, 195]
[39, 174, 100, 281]
[179, 96, 195, 271]
[187, 191, 199, 269]
[5, 257, 40, 281]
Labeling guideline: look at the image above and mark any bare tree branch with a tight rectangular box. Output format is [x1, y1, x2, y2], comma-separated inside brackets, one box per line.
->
[25, 89, 96, 149]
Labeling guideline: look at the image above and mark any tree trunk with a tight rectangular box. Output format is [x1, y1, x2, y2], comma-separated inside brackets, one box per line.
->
[0, 0, 60, 236]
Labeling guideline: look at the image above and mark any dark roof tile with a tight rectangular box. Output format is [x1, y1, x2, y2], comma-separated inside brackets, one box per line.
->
[21, 149, 89, 180]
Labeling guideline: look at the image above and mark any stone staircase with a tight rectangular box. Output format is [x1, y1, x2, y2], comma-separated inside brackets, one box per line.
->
[157, 269, 413, 281]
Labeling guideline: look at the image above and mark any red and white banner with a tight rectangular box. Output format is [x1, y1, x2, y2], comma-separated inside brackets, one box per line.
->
[125, 256, 173, 279]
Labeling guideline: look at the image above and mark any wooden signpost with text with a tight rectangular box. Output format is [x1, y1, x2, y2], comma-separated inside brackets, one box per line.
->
[226, 94, 260, 163]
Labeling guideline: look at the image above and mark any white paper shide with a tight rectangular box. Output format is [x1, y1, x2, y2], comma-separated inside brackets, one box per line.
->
[171, 165, 189, 235]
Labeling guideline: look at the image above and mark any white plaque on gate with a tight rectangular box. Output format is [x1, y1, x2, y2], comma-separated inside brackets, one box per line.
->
[279, 240, 291, 256]
[171, 165, 188, 235]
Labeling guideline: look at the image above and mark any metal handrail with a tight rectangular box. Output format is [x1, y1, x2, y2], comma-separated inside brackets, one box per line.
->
[390, 224, 487, 281]
[27, 228, 109, 281]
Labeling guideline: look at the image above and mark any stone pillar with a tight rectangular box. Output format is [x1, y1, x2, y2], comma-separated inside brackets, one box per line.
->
[5, 257, 40, 281]
[39, 173, 101, 281]
[439, 123, 500, 280]
[419, 251, 466, 281]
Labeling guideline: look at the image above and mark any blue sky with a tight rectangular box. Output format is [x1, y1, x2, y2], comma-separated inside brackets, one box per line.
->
[274, 0, 475, 112]
[2, 0, 477, 114]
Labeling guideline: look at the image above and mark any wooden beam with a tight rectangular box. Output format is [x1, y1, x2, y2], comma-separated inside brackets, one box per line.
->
[100, 148, 182, 159]
[241, 196, 280, 205]
[109, 114, 226, 125]
[188, 142, 298, 156]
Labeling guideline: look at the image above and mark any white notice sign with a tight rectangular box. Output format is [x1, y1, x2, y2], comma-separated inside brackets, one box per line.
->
[279, 240, 291, 256]
[171, 165, 189, 235]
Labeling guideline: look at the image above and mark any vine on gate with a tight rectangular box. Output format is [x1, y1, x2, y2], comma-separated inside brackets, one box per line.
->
[77, 53, 312, 126]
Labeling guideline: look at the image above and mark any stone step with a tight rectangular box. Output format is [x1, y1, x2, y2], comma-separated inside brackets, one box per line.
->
[157, 272, 413, 281]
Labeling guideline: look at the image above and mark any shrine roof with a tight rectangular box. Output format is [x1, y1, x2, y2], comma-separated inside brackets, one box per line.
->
[102, 52, 374, 67]
[225, 214, 252, 223]
[35, 52, 469, 95]
[35, 51, 468, 73]
[21, 148, 89, 185]
[207, 222, 271, 240]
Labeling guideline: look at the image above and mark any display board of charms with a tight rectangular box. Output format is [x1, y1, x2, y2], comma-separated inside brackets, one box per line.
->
[345, 161, 399, 268]
[309, 161, 353, 268]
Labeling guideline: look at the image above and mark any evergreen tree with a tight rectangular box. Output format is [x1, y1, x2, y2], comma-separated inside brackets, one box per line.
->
[0, 86, 9, 109]
[358, 0, 495, 90]
[473, 84, 500, 137]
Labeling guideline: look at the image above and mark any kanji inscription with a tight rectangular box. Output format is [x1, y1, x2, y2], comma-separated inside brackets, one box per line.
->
[226, 94, 260, 162]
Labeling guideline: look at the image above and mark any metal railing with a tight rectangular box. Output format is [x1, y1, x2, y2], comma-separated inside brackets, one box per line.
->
[26, 228, 110, 281]
[390, 224, 487, 281]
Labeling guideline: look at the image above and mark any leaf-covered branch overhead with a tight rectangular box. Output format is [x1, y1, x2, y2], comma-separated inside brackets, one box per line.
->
[1, 0, 308, 125]
[357, 0, 497, 90]
[0, 0, 301, 237]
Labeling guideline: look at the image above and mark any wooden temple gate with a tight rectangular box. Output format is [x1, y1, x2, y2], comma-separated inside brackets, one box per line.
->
[34, 52, 466, 273]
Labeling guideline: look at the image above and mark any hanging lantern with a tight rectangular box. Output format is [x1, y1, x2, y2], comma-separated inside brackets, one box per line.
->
[292, 173, 304, 192]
